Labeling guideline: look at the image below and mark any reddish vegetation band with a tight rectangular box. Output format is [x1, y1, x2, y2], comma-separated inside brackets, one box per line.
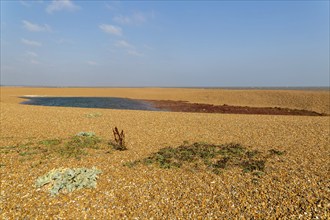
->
[144, 100, 327, 116]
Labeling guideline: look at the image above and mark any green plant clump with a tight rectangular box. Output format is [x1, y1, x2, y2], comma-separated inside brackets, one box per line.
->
[140, 142, 249, 170]
[35, 167, 102, 196]
[56, 133, 101, 159]
[39, 139, 61, 147]
[2, 132, 104, 160]
[125, 142, 283, 175]
[69, 133, 101, 149]
[57, 145, 87, 159]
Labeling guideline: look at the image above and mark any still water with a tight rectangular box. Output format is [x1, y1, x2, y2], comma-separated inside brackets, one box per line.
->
[20, 97, 161, 111]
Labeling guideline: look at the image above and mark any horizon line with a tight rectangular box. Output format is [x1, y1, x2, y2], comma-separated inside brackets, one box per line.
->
[1, 85, 329, 91]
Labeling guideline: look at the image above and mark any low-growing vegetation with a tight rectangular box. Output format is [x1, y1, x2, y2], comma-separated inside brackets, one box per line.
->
[268, 148, 286, 156]
[124, 142, 284, 175]
[0, 145, 17, 154]
[44, 132, 102, 159]
[38, 139, 61, 147]
[67, 133, 101, 149]
[35, 167, 102, 196]
[85, 112, 102, 118]
[0, 129, 131, 160]
[0, 132, 106, 160]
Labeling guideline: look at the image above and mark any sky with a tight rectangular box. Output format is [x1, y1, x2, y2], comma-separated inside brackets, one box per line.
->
[1, 0, 329, 87]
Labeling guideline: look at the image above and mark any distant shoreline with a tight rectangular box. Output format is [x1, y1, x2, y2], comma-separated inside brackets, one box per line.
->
[1, 85, 329, 91]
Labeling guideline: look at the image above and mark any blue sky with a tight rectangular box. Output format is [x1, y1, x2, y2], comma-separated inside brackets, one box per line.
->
[1, 0, 329, 87]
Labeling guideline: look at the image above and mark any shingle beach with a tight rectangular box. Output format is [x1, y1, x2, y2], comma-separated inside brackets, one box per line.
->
[1, 87, 329, 219]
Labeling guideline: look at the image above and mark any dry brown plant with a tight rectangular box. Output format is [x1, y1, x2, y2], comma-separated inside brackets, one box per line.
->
[110, 127, 127, 150]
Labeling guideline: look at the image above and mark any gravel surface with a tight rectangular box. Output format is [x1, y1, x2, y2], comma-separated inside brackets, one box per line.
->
[1, 87, 329, 219]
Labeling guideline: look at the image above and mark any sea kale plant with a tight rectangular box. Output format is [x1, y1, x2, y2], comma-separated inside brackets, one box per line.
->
[35, 167, 102, 196]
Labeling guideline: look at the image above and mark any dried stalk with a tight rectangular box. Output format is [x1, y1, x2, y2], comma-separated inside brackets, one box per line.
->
[111, 127, 126, 150]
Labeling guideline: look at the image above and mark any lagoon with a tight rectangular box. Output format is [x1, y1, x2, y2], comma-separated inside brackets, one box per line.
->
[20, 97, 161, 111]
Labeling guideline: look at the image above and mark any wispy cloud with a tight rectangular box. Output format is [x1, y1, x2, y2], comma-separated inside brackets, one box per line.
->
[115, 40, 133, 48]
[46, 0, 80, 14]
[113, 10, 155, 26]
[114, 40, 144, 57]
[128, 50, 144, 57]
[25, 51, 40, 64]
[87, 61, 99, 66]
[22, 20, 52, 32]
[21, 38, 42, 47]
[113, 12, 147, 25]
[99, 24, 122, 36]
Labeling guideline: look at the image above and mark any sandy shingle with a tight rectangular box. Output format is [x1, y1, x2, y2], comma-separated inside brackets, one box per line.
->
[0, 87, 329, 218]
